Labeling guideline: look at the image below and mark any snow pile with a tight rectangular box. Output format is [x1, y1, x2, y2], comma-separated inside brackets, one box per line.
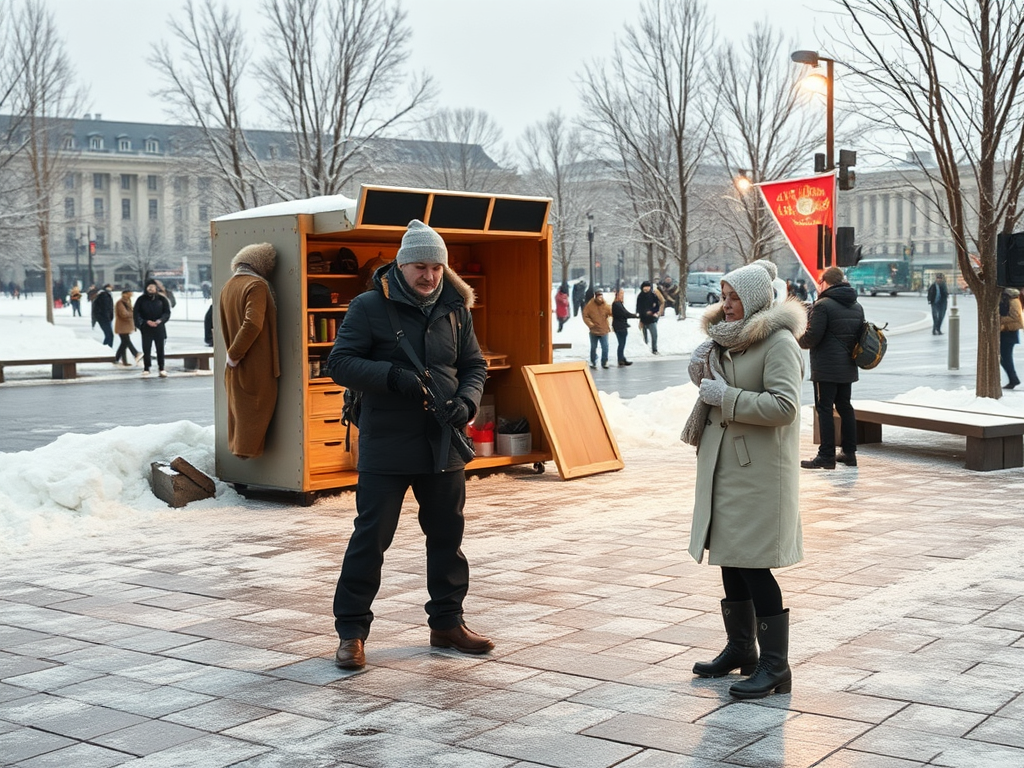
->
[0, 421, 234, 553]
[0, 316, 112, 358]
[893, 385, 1023, 417]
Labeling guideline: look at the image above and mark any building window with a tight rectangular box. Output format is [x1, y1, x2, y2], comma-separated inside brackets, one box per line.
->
[147, 175, 158, 191]
[175, 231, 185, 250]
[118, 137, 131, 152]
[198, 204, 209, 223]
[63, 135, 75, 150]
[65, 173, 75, 189]
[268, 144, 279, 160]
[198, 177, 211, 193]
[121, 174, 131, 190]
[149, 199, 158, 221]
[94, 198, 105, 219]
[88, 135, 103, 150]
[64, 198, 74, 218]
[174, 176, 186, 194]
[145, 138, 159, 153]
[122, 199, 131, 220]
[66, 228, 77, 250]
[95, 228, 106, 248]
[174, 205, 183, 222]
[93, 173, 104, 190]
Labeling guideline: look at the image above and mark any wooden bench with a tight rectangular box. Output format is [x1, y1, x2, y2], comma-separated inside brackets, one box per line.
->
[0, 350, 213, 383]
[813, 399, 1024, 471]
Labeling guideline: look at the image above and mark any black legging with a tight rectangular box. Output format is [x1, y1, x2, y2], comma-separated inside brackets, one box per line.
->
[721, 567, 783, 617]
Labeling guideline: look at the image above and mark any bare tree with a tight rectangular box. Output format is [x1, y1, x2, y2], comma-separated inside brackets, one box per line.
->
[709, 22, 821, 264]
[9, 0, 83, 323]
[519, 112, 591, 284]
[579, 0, 714, 317]
[258, 0, 435, 197]
[150, 0, 279, 210]
[837, 0, 1024, 397]
[409, 108, 514, 192]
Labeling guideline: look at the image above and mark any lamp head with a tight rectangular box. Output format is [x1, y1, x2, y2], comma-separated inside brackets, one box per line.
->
[791, 50, 821, 66]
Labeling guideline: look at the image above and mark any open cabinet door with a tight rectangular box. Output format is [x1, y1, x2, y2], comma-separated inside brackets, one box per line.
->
[522, 362, 624, 479]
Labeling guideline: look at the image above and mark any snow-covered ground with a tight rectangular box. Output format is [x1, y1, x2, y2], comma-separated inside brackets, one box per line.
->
[1, 289, 1017, 556]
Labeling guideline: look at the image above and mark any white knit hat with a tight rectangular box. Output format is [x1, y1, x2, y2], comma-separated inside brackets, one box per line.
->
[396, 220, 448, 266]
[722, 262, 774, 318]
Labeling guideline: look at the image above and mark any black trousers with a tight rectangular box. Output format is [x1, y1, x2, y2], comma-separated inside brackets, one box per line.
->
[1001, 333, 1020, 387]
[141, 330, 165, 371]
[333, 471, 469, 640]
[814, 380, 857, 458]
[115, 334, 138, 364]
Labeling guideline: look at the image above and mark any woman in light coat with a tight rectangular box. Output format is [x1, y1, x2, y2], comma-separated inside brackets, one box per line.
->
[113, 288, 141, 366]
[681, 261, 806, 699]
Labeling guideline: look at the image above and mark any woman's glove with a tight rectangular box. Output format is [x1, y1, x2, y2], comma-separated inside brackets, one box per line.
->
[699, 376, 727, 407]
[689, 340, 714, 385]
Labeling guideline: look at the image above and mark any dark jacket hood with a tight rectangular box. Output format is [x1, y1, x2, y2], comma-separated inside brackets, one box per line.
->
[821, 283, 859, 307]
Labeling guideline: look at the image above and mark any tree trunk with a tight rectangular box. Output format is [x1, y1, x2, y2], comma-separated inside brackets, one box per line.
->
[976, 287, 1003, 398]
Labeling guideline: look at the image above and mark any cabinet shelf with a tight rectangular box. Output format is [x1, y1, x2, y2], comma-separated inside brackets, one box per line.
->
[308, 306, 349, 313]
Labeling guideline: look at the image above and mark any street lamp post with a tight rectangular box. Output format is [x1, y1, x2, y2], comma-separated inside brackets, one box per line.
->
[791, 50, 835, 170]
[587, 213, 595, 291]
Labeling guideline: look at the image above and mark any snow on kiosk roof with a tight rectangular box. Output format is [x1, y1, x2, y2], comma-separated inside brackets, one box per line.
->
[214, 185, 552, 240]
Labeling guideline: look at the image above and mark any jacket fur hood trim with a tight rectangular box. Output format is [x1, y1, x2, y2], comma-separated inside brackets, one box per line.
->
[376, 263, 476, 309]
[231, 243, 276, 277]
[701, 297, 808, 351]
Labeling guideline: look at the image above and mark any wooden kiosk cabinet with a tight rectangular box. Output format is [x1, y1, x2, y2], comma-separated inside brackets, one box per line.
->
[211, 185, 554, 496]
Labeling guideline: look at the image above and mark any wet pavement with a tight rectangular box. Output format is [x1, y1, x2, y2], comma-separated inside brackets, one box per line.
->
[2, 420, 1023, 766]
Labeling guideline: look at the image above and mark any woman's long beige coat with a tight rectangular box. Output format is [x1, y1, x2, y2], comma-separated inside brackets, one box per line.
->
[114, 296, 135, 335]
[689, 301, 806, 568]
[219, 274, 280, 458]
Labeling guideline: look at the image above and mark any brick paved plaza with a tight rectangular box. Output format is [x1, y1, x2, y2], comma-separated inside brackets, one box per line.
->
[2, 428, 1023, 767]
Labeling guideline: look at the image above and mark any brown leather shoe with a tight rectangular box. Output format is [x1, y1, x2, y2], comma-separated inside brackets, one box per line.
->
[335, 638, 365, 669]
[429, 624, 494, 654]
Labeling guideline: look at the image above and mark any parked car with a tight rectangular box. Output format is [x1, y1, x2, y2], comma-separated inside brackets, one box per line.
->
[686, 272, 724, 305]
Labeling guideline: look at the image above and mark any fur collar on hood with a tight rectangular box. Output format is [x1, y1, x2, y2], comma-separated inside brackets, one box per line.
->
[231, 243, 276, 277]
[701, 297, 808, 352]
[375, 263, 476, 309]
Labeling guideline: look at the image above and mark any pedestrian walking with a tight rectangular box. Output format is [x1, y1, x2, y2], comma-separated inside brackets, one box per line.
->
[636, 281, 661, 354]
[927, 274, 949, 334]
[682, 262, 806, 699]
[798, 266, 865, 469]
[582, 290, 612, 369]
[555, 283, 570, 332]
[611, 288, 636, 366]
[571, 279, 587, 317]
[327, 219, 491, 670]
[91, 283, 115, 347]
[69, 284, 82, 316]
[134, 279, 171, 377]
[114, 289, 141, 366]
[1000, 287, 1022, 389]
[220, 243, 280, 459]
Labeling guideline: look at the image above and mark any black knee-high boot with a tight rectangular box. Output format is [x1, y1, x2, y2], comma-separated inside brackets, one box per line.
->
[692, 600, 758, 678]
[729, 609, 791, 699]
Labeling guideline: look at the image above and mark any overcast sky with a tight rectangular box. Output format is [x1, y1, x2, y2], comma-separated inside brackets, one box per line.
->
[46, 0, 826, 142]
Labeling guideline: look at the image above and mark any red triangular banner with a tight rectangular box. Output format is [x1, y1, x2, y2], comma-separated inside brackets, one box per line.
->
[756, 172, 836, 282]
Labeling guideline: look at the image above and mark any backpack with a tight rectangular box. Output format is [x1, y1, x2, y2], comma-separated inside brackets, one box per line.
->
[852, 321, 888, 369]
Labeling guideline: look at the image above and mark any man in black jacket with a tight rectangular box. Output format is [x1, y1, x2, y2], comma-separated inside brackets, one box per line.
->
[798, 267, 865, 469]
[327, 220, 490, 670]
[91, 283, 115, 347]
[927, 273, 949, 334]
[635, 281, 661, 354]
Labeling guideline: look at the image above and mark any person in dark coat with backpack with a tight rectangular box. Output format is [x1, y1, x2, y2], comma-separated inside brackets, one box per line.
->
[798, 266, 865, 469]
[326, 219, 490, 671]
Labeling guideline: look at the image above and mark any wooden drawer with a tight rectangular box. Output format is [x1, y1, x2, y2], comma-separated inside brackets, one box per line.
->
[309, 416, 346, 441]
[309, 386, 345, 418]
[308, 438, 355, 474]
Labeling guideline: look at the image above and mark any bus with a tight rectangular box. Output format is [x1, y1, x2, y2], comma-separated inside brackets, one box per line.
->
[844, 259, 911, 296]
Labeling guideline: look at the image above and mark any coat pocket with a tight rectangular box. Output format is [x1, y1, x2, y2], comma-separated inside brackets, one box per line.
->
[733, 436, 751, 467]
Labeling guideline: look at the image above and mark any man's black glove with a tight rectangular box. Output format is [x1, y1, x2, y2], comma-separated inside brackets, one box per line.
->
[387, 365, 425, 402]
[443, 397, 472, 428]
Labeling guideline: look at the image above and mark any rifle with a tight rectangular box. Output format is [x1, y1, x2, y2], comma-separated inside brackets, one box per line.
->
[383, 302, 477, 466]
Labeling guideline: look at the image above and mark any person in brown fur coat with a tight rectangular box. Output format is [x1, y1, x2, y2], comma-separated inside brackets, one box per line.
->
[219, 242, 280, 458]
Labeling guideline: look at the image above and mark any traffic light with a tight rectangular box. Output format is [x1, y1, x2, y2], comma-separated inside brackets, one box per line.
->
[814, 153, 827, 173]
[838, 149, 857, 191]
[835, 227, 862, 267]
[997, 232, 1024, 287]
[89, 240, 96, 256]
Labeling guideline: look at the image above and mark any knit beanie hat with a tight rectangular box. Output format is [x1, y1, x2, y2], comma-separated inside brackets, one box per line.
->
[722, 262, 774, 318]
[396, 219, 448, 266]
[752, 259, 778, 280]
[641, 280, 652, 289]
[145, 278, 158, 289]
